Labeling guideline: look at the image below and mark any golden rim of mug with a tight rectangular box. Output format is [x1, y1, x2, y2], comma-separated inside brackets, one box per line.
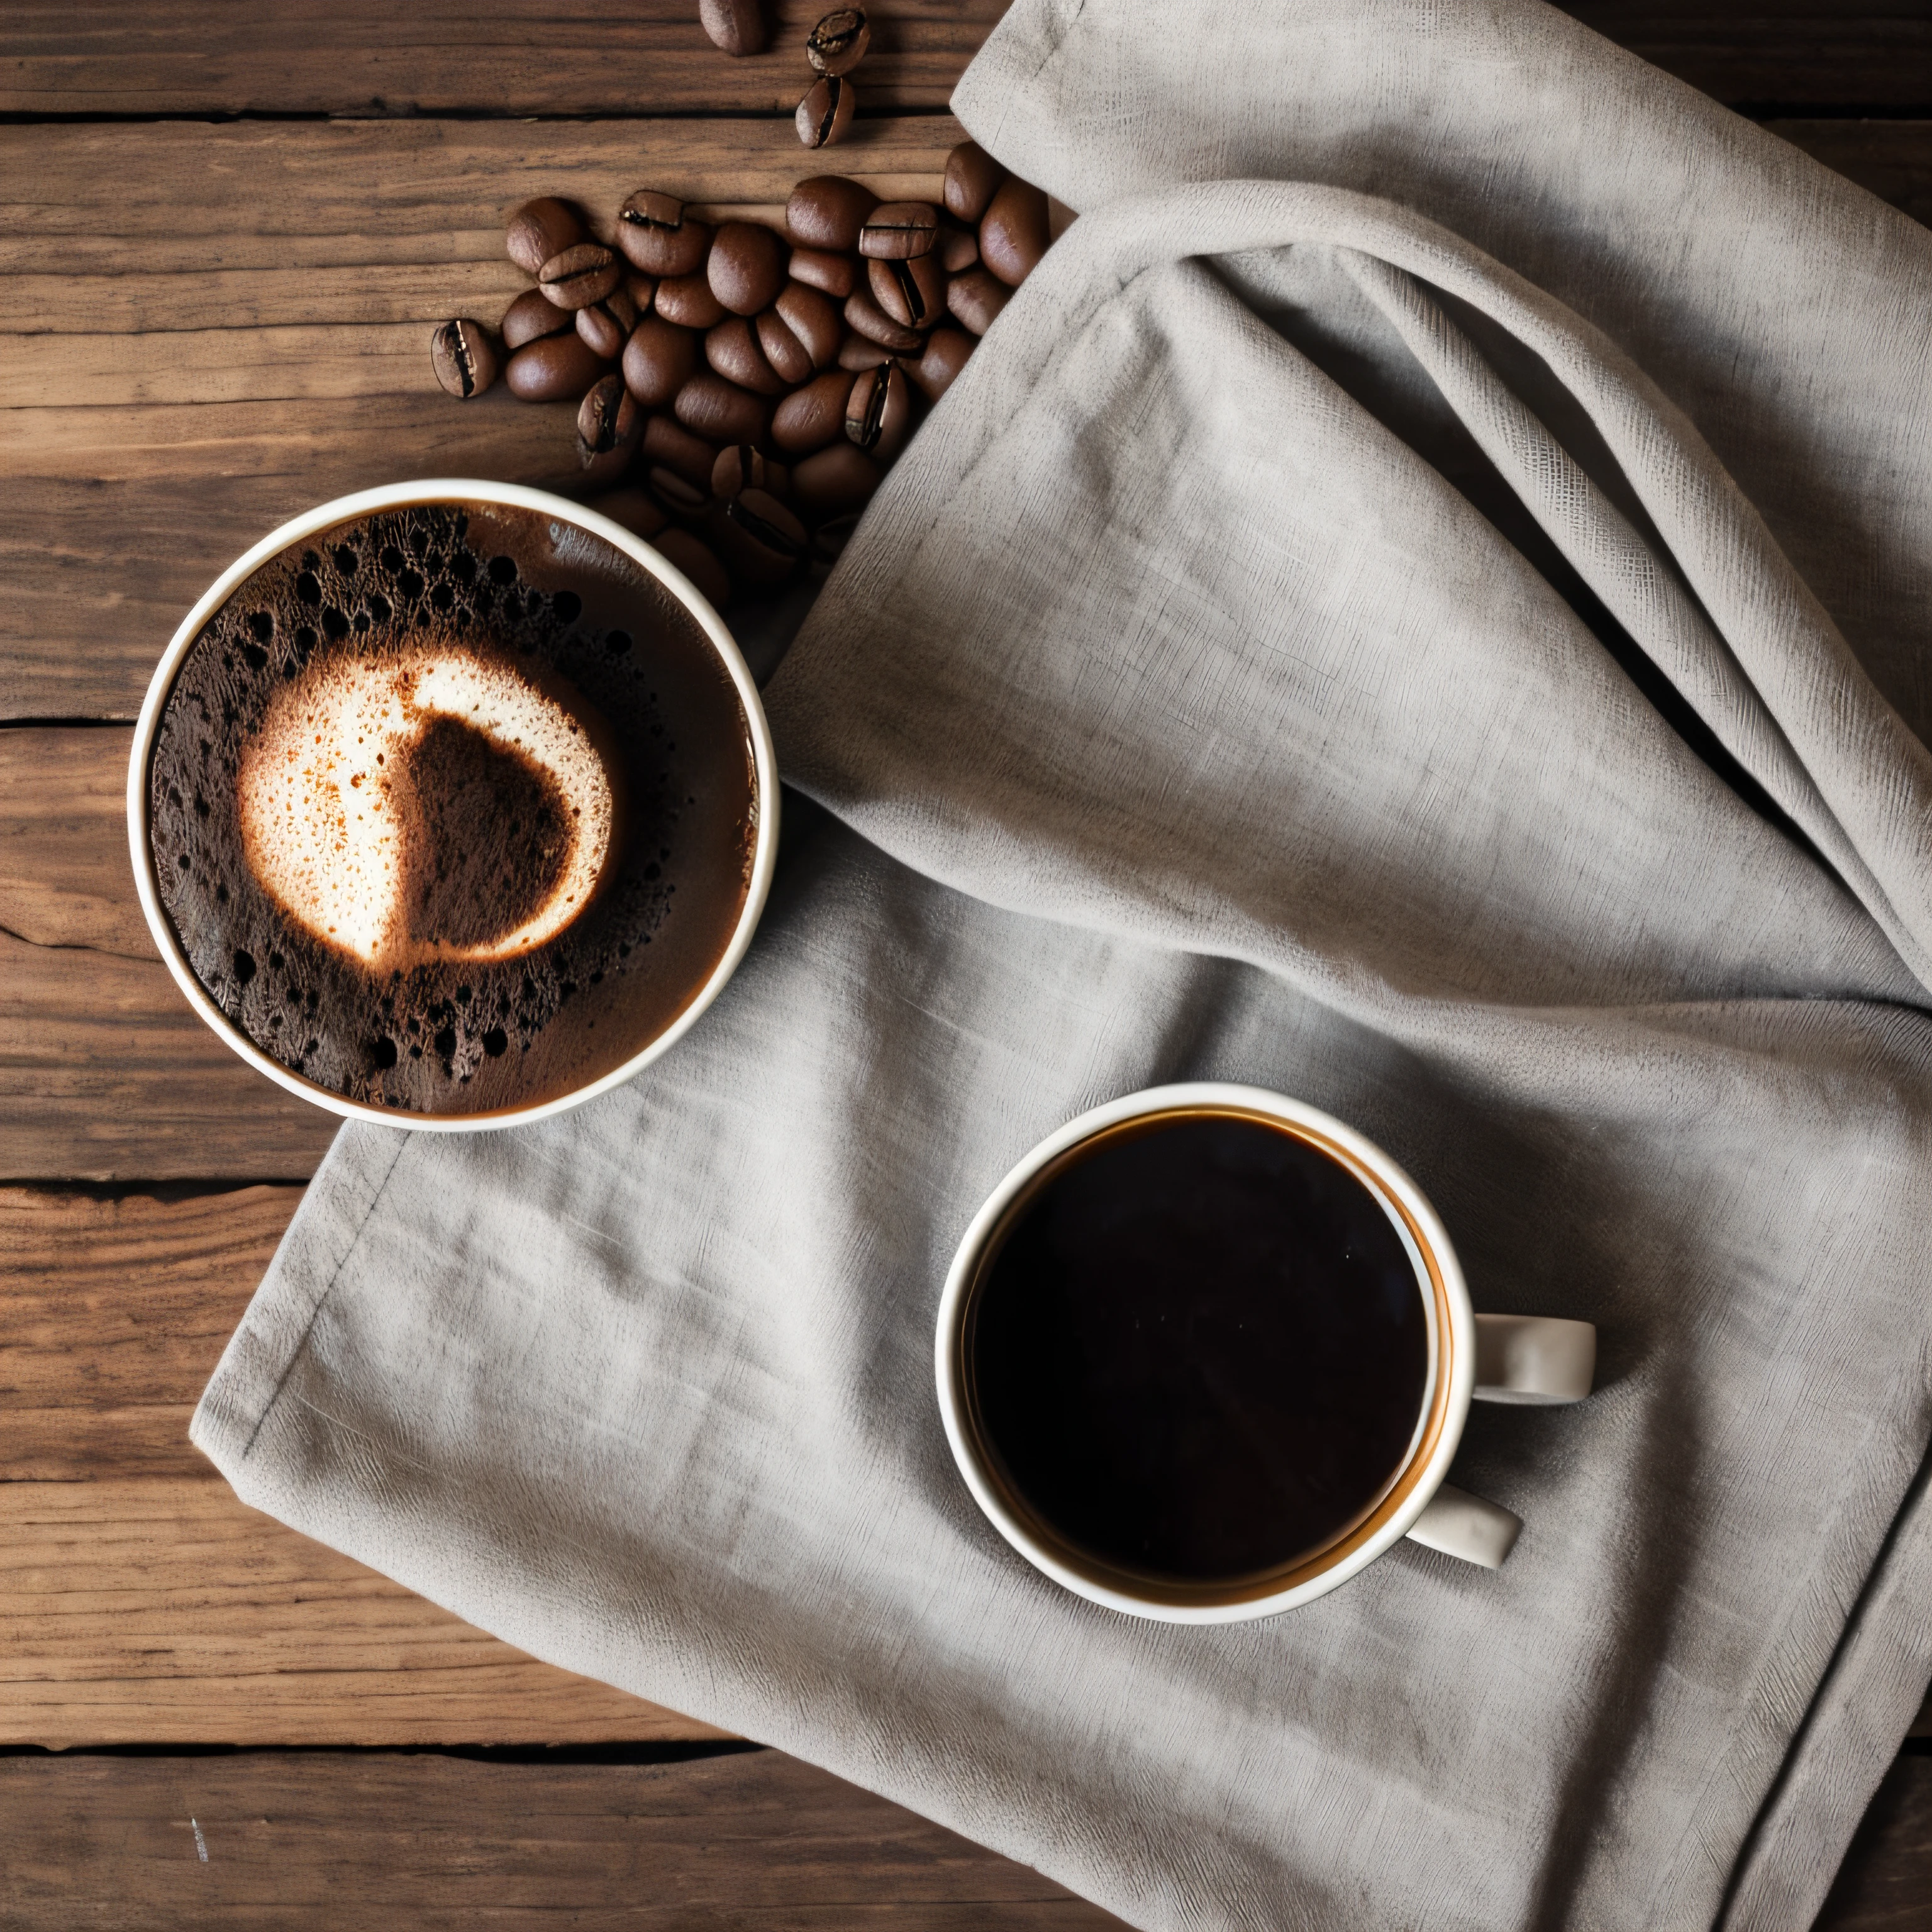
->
[952, 1104, 1457, 1611]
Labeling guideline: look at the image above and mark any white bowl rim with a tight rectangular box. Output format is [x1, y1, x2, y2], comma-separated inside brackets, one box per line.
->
[125, 477, 781, 1133]
[933, 1081, 1478, 1622]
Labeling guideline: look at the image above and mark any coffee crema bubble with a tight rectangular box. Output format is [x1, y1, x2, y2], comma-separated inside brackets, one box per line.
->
[150, 502, 758, 1116]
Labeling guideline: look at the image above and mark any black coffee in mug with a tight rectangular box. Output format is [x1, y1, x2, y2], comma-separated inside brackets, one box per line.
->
[963, 1109, 1431, 1585]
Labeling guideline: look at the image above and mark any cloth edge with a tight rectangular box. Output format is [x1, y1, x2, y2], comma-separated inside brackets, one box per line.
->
[189, 1123, 410, 1480]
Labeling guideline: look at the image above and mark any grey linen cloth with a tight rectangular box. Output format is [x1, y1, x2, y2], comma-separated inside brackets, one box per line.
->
[192, 1, 1932, 1924]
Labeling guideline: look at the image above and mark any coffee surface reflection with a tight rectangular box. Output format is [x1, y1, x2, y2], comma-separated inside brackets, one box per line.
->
[966, 1111, 1432, 1584]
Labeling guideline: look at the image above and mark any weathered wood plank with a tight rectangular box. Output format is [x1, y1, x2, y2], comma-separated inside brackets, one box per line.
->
[0, 731, 340, 1177]
[0, 1186, 718, 1745]
[3, 2, 1924, 117]
[0, 728, 151, 958]
[0, 928, 338, 1180]
[0, 0, 1004, 118]
[0, 1747, 1120, 1928]
[1815, 1750, 1932, 1930]
[0, 1184, 294, 1478]
[0, 116, 958, 719]
[0, 117, 955, 277]
[0, 1475, 724, 1748]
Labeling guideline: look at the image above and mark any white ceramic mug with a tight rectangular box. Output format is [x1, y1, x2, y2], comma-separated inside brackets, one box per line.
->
[126, 479, 779, 1133]
[935, 1083, 1596, 1622]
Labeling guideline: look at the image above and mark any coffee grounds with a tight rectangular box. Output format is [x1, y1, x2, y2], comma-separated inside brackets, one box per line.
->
[149, 501, 757, 1115]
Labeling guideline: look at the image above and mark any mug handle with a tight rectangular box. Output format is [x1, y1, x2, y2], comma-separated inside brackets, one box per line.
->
[1470, 1313, 1596, 1405]
[1403, 1315, 1598, 1568]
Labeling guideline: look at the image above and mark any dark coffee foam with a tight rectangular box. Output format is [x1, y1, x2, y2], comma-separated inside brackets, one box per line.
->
[968, 1113, 1432, 1585]
[150, 501, 758, 1115]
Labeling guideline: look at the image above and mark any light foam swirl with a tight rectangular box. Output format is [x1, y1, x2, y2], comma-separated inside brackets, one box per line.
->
[237, 646, 614, 969]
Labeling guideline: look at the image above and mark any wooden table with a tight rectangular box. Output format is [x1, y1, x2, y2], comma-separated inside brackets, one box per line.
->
[1, 4, 1928, 1923]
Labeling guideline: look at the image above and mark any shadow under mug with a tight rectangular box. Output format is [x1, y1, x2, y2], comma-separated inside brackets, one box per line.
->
[934, 1082, 1597, 1623]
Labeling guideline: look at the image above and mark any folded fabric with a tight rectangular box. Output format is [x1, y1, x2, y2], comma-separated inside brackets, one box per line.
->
[194, 3, 1932, 1926]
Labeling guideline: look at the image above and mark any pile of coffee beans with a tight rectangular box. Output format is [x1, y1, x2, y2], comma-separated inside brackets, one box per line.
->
[431, 142, 1053, 613]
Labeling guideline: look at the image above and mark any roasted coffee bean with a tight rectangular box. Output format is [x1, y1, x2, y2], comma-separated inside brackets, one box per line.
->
[705, 316, 786, 396]
[805, 6, 869, 75]
[845, 360, 911, 462]
[812, 511, 863, 564]
[648, 467, 711, 516]
[643, 414, 720, 491]
[771, 369, 854, 455]
[587, 484, 669, 541]
[506, 197, 584, 277]
[430, 319, 497, 399]
[837, 334, 893, 371]
[791, 441, 880, 519]
[709, 488, 808, 590]
[501, 287, 575, 351]
[773, 281, 843, 367]
[712, 444, 788, 501]
[843, 287, 924, 353]
[786, 175, 878, 252]
[578, 374, 641, 457]
[796, 75, 855, 150]
[623, 316, 700, 406]
[946, 265, 1013, 336]
[654, 272, 730, 330]
[625, 270, 658, 312]
[788, 247, 857, 299]
[652, 529, 731, 609]
[699, 0, 767, 57]
[754, 310, 814, 387]
[579, 438, 636, 489]
[539, 242, 621, 311]
[575, 284, 638, 360]
[617, 192, 713, 277]
[943, 142, 1006, 226]
[937, 222, 980, 273]
[868, 252, 945, 331]
[675, 371, 770, 446]
[909, 327, 974, 401]
[708, 221, 787, 317]
[859, 201, 939, 260]
[980, 179, 1050, 286]
[504, 331, 607, 402]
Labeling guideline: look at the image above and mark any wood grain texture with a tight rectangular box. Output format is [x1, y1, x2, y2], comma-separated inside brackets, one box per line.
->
[0, 1184, 292, 1479]
[0, 728, 152, 958]
[0, 116, 957, 719]
[0, 1748, 1121, 1929]
[4, 2, 1924, 116]
[0, 736, 331, 1184]
[0, 928, 338, 1180]
[0, 0, 1005, 117]
[0, 1186, 719, 1745]
[1816, 1752, 1932, 1930]
[0, 1477, 724, 1748]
